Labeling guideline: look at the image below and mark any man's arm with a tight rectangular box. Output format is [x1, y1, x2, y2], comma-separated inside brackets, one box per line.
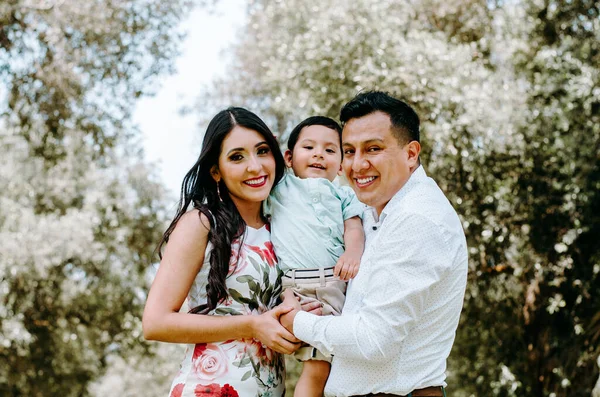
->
[289, 214, 452, 362]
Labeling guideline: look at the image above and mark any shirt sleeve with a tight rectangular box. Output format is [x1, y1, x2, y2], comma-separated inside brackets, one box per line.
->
[263, 175, 286, 217]
[262, 193, 273, 217]
[294, 213, 452, 362]
[337, 185, 365, 220]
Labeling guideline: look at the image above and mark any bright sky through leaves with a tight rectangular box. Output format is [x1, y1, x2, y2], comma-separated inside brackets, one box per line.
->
[134, 1, 245, 198]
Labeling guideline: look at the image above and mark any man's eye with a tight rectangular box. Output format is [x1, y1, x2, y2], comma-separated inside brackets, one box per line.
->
[343, 149, 354, 155]
[367, 147, 381, 152]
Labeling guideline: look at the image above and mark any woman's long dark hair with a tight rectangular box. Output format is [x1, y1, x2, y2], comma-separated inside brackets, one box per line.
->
[157, 107, 285, 314]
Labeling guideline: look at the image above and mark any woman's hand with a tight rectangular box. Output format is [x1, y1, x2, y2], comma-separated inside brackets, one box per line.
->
[251, 305, 301, 354]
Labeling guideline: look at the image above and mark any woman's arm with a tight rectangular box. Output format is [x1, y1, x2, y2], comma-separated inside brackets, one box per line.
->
[142, 210, 299, 354]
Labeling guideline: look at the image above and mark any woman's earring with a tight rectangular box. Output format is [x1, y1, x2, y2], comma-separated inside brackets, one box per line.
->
[216, 182, 223, 202]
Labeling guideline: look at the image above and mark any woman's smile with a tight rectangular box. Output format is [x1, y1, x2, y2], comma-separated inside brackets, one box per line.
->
[244, 175, 268, 187]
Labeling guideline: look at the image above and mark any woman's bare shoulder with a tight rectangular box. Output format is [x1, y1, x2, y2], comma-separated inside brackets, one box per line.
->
[172, 209, 212, 239]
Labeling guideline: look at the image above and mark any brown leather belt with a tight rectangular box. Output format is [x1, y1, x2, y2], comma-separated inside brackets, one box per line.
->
[353, 386, 445, 397]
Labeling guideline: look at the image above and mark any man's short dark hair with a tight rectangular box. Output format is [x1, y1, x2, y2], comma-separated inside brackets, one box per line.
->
[339, 91, 420, 143]
[287, 116, 342, 152]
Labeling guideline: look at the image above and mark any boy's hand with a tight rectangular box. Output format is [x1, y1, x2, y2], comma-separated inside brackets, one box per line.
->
[334, 251, 361, 281]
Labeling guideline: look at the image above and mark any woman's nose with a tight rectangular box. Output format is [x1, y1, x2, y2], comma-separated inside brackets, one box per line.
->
[246, 156, 261, 172]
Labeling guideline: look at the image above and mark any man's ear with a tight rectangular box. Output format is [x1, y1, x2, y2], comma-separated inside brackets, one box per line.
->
[406, 141, 421, 169]
[210, 165, 221, 183]
[284, 150, 293, 168]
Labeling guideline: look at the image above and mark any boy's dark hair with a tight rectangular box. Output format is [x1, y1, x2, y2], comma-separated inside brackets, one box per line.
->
[339, 91, 420, 144]
[287, 116, 342, 152]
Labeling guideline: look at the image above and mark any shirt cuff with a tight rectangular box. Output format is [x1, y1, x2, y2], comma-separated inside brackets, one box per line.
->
[293, 310, 318, 345]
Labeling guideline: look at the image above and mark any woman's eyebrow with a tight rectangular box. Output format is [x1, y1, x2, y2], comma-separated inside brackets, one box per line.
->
[226, 147, 245, 155]
[227, 141, 268, 156]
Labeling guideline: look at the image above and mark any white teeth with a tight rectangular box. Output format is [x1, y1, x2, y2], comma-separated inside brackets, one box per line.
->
[246, 177, 265, 185]
[357, 176, 376, 184]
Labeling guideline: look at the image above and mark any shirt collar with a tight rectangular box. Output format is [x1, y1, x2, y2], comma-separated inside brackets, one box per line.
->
[369, 165, 426, 223]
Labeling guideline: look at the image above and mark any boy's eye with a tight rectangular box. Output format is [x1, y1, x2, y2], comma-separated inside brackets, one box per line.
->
[326, 148, 336, 154]
[303, 146, 313, 150]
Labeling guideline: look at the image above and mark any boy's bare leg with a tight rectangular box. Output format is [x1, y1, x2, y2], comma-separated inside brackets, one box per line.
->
[294, 360, 330, 397]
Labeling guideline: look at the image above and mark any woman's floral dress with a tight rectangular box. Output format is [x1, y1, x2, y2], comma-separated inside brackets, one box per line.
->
[168, 224, 285, 397]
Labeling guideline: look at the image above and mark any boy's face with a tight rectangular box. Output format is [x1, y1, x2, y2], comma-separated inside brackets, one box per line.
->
[285, 125, 342, 181]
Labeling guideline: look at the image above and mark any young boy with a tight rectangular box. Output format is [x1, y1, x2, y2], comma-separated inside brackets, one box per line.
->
[264, 116, 365, 396]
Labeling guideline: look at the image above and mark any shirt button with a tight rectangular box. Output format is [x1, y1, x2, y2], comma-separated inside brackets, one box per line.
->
[312, 197, 319, 203]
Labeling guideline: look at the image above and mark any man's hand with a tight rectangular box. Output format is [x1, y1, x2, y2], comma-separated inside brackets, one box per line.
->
[282, 288, 323, 315]
[280, 308, 299, 334]
[301, 300, 323, 315]
[279, 289, 301, 334]
[281, 288, 300, 308]
[334, 251, 361, 280]
[279, 289, 324, 334]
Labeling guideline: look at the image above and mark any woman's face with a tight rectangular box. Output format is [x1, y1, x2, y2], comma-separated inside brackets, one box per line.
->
[213, 125, 277, 207]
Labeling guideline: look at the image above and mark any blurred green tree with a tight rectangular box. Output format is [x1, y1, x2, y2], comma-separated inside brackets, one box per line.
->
[0, 1, 198, 395]
[198, 0, 600, 395]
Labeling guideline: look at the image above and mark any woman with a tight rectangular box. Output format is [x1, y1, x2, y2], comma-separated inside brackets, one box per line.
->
[143, 107, 300, 397]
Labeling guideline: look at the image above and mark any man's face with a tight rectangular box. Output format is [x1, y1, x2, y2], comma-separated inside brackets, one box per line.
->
[342, 111, 420, 215]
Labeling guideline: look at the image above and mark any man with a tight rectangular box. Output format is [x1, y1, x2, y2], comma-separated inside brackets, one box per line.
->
[281, 91, 468, 397]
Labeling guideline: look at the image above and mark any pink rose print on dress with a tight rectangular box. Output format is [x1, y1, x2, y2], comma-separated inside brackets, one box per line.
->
[244, 338, 275, 365]
[247, 242, 277, 267]
[264, 241, 277, 266]
[194, 383, 221, 396]
[227, 241, 248, 276]
[220, 384, 240, 397]
[170, 383, 185, 397]
[192, 343, 229, 381]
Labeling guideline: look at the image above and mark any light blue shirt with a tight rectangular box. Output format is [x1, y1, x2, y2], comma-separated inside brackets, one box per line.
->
[264, 173, 365, 272]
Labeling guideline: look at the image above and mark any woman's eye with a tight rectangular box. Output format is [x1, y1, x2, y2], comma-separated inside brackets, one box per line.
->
[229, 154, 243, 161]
[257, 146, 271, 155]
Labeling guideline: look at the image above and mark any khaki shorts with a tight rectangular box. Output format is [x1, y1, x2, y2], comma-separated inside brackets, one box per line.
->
[281, 267, 347, 362]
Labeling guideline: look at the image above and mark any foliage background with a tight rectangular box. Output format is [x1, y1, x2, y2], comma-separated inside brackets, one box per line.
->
[0, 1, 192, 395]
[1, 0, 598, 396]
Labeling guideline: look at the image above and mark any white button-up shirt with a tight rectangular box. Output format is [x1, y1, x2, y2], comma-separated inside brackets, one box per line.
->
[294, 166, 468, 397]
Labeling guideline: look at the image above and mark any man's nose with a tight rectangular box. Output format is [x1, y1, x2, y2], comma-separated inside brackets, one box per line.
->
[352, 152, 369, 172]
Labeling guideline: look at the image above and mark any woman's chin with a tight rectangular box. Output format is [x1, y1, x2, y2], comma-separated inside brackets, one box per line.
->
[233, 187, 272, 204]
